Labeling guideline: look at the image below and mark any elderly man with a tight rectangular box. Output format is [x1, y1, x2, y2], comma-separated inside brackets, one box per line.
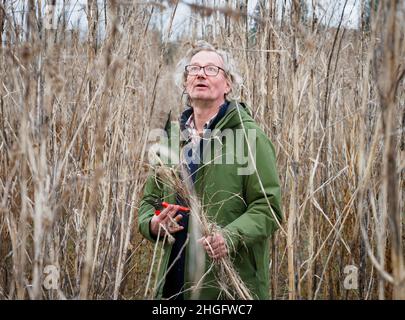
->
[138, 41, 282, 300]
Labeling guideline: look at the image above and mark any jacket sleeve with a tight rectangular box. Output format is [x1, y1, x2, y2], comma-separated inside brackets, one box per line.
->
[138, 171, 163, 243]
[223, 131, 283, 254]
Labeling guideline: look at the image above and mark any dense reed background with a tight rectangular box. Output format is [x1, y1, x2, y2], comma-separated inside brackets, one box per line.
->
[0, 0, 404, 299]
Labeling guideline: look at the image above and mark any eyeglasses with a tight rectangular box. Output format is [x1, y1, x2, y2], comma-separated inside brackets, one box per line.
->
[185, 65, 226, 77]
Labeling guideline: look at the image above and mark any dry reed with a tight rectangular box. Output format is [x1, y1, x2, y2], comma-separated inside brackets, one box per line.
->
[0, 0, 403, 300]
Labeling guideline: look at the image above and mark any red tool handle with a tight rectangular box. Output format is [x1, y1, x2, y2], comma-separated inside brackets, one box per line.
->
[161, 202, 190, 212]
[154, 202, 190, 215]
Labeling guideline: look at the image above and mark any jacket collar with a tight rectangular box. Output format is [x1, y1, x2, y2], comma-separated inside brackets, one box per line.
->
[178, 100, 254, 141]
[180, 101, 229, 131]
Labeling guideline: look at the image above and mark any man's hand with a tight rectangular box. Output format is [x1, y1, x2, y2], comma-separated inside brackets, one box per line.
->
[150, 204, 184, 237]
[199, 232, 228, 260]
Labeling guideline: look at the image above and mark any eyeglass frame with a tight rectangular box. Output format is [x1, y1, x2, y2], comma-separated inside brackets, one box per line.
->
[185, 64, 226, 77]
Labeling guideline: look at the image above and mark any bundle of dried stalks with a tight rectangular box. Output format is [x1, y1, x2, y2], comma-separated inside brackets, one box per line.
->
[148, 145, 253, 300]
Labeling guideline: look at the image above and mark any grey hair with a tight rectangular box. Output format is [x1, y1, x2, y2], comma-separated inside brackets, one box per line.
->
[174, 40, 243, 101]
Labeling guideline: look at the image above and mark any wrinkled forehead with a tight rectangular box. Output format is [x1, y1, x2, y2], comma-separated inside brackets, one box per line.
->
[190, 50, 224, 67]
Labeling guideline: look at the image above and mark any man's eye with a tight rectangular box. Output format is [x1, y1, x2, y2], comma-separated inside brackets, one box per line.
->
[190, 66, 200, 72]
[206, 66, 217, 72]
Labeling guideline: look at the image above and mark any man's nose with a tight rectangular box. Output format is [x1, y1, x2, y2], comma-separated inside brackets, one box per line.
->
[196, 67, 206, 77]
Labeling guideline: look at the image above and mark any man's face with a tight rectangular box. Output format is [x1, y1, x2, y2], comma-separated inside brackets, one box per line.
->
[185, 50, 230, 107]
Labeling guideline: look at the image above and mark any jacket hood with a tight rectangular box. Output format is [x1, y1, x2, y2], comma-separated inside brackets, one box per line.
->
[216, 100, 254, 130]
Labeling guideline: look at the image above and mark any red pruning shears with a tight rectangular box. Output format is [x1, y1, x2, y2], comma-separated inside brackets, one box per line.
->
[154, 200, 190, 216]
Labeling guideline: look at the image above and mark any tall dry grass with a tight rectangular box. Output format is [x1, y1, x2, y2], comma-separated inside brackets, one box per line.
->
[0, 0, 403, 299]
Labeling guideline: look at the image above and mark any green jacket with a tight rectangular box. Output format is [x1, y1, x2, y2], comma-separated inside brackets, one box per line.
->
[138, 101, 282, 299]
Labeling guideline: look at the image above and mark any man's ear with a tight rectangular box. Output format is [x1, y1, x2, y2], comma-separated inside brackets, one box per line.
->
[226, 80, 232, 94]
